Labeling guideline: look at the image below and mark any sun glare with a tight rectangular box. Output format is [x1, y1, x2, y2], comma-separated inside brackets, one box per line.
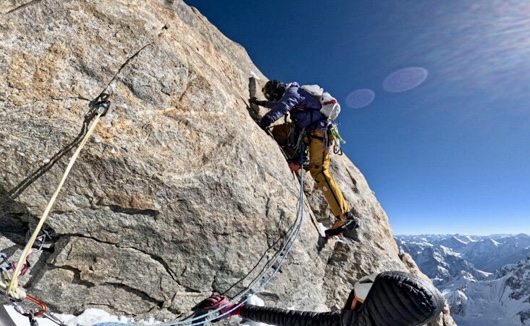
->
[346, 88, 375, 109]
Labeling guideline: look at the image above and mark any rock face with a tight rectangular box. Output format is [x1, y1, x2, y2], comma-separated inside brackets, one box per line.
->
[0, 1, 455, 325]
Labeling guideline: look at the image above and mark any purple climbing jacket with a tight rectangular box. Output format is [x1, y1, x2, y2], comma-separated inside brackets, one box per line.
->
[261, 82, 328, 131]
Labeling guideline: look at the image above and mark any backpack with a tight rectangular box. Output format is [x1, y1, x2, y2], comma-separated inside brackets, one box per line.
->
[300, 84, 341, 121]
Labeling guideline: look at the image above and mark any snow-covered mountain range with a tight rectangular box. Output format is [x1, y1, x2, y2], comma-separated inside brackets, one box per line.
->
[395, 234, 530, 326]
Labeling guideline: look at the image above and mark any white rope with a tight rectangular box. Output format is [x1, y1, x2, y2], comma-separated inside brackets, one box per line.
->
[3, 99, 306, 325]
[5, 112, 104, 298]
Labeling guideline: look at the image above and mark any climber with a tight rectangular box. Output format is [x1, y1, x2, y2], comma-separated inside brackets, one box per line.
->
[195, 270, 445, 326]
[250, 79, 357, 238]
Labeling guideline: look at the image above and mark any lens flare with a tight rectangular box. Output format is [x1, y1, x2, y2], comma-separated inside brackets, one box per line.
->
[346, 89, 375, 109]
[383, 67, 428, 93]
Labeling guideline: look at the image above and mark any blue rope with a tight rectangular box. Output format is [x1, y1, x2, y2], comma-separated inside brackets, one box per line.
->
[93, 171, 306, 326]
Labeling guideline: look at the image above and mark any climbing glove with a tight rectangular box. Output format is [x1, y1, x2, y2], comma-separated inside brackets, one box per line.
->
[249, 97, 267, 107]
[258, 116, 272, 130]
[193, 295, 243, 321]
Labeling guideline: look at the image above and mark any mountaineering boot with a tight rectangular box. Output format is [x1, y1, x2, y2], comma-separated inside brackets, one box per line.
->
[325, 212, 360, 239]
[287, 151, 309, 172]
[289, 159, 309, 171]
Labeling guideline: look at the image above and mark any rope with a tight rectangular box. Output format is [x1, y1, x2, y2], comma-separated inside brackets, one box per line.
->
[5, 110, 104, 298]
[3, 92, 305, 325]
[92, 158, 308, 326]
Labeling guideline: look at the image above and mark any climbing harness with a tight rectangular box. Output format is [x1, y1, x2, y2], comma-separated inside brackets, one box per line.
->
[0, 232, 54, 326]
[3, 76, 309, 325]
[2, 87, 305, 326]
[1, 253, 67, 326]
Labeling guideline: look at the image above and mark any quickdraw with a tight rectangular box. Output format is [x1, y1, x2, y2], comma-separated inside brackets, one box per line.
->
[0, 233, 49, 278]
[329, 124, 345, 150]
[11, 295, 66, 326]
[17, 294, 48, 318]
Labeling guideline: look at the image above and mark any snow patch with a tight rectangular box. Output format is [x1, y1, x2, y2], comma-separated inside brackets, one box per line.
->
[249, 71, 261, 80]
[4, 306, 130, 326]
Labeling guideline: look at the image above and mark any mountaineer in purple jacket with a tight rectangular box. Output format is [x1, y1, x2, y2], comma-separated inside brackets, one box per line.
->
[250, 80, 357, 238]
[195, 270, 445, 326]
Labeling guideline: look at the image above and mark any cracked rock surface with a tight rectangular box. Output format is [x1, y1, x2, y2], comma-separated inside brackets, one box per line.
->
[0, 0, 455, 325]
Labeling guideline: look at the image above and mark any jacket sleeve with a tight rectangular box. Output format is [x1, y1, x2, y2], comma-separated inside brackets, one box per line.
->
[262, 87, 300, 124]
[239, 271, 443, 326]
[353, 271, 445, 326]
[261, 100, 277, 109]
[240, 305, 357, 326]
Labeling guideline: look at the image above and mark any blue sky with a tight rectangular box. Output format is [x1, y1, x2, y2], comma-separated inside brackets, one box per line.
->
[184, 0, 530, 236]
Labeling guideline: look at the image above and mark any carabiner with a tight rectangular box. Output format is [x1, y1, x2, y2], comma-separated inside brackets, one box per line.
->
[24, 294, 47, 317]
[88, 93, 111, 117]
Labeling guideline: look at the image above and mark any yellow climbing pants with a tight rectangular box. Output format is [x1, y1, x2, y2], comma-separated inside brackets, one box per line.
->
[307, 130, 350, 218]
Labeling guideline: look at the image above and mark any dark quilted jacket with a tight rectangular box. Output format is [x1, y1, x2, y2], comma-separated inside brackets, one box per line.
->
[240, 271, 444, 326]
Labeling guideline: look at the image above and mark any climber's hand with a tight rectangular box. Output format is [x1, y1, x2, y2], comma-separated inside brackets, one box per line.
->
[249, 97, 266, 106]
[193, 295, 243, 321]
[259, 116, 272, 130]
